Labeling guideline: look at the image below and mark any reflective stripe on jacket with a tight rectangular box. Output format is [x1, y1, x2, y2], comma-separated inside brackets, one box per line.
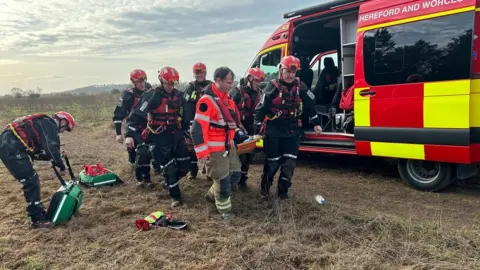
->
[190, 83, 240, 159]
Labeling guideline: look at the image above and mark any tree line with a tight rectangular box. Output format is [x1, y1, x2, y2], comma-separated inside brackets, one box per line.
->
[4, 80, 240, 99]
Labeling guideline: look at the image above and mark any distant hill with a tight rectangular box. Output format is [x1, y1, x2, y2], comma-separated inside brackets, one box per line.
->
[62, 80, 239, 95]
[63, 84, 132, 95]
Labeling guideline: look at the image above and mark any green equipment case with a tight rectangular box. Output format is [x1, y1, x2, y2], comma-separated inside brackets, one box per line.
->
[79, 168, 122, 187]
[45, 155, 83, 224]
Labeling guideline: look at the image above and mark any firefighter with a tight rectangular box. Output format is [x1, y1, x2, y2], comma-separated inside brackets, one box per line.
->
[183, 62, 212, 180]
[231, 68, 265, 190]
[0, 112, 75, 228]
[125, 66, 190, 207]
[112, 69, 152, 169]
[254, 55, 322, 199]
[191, 66, 244, 220]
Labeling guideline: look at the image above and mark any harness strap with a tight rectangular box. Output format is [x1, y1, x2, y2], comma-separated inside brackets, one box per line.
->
[7, 124, 34, 152]
[268, 79, 301, 120]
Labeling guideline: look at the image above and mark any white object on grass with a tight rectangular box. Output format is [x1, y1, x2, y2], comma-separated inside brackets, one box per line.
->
[315, 195, 325, 205]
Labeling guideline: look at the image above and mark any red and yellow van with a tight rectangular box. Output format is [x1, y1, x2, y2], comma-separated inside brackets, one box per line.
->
[249, 0, 480, 191]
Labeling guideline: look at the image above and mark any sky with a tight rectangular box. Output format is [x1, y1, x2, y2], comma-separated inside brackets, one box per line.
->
[0, 0, 322, 94]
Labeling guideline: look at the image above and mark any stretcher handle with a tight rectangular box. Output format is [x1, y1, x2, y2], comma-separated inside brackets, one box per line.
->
[51, 154, 74, 187]
[63, 154, 76, 180]
[51, 161, 67, 187]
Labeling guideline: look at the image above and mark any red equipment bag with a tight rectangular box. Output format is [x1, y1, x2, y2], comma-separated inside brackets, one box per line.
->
[339, 85, 354, 111]
[83, 163, 108, 176]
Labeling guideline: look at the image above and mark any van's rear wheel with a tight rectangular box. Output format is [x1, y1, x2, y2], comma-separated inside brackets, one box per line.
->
[398, 159, 454, 191]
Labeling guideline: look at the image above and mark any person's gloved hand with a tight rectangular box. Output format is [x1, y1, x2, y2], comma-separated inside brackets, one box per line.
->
[116, 135, 124, 143]
[125, 137, 134, 149]
[234, 129, 249, 144]
[253, 134, 262, 141]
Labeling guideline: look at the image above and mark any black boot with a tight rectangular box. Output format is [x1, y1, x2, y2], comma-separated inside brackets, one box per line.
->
[238, 174, 248, 192]
[31, 219, 55, 229]
[277, 177, 291, 200]
[143, 171, 154, 189]
[188, 162, 198, 180]
[260, 175, 270, 199]
[136, 178, 144, 188]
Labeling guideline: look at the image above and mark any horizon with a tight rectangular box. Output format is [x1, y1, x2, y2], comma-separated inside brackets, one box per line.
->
[0, 0, 322, 95]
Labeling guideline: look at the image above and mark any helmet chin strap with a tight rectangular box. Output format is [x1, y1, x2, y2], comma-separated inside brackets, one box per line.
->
[247, 77, 258, 91]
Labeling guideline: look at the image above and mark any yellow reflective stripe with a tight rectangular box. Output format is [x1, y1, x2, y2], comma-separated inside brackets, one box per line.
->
[424, 80, 470, 96]
[353, 87, 370, 127]
[257, 43, 287, 58]
[423, 80, 470, 128]
[215, 197, 232, 210]
[470, 79, 480, 127]
[208, 184, 215, 195]
[370, 142, 425, 160]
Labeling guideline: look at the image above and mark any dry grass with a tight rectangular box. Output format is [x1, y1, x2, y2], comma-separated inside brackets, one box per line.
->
[0, 93, 119, 125]
[1, 94, 480, 269]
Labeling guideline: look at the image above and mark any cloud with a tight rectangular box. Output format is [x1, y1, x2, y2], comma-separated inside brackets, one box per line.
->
[0, 0, 314, 58]
[0, 0, 323, 93]
[27, 75, 64, 80]
[0, 59, 22, 65]
[0, 73, 22, 77]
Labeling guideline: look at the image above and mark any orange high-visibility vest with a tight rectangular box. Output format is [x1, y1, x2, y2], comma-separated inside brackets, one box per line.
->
[191, 83, 240, 159]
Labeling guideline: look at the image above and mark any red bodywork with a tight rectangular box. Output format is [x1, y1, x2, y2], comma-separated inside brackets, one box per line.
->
[259, 22, 291, 52]
[255, 0, 480, 165]
[354, 0, 477, 164]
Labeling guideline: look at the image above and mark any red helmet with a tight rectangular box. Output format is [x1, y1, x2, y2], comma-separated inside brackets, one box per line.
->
[192, 62, 207, 73]
[158, 67, 180, 84]
[130, 69, 147, 81]
[280, 55, 301, 71]
[53, 111, 75, 131]
[246, 68, 265, 81]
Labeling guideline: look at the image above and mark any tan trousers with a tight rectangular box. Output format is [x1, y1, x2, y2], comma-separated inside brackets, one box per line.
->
[205, 145, 241, 214]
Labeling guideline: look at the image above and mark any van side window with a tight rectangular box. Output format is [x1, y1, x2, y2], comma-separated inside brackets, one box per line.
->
[259, 49, 282, 81]
[363, 11, 473, 86]
[311, 52, 338, 89]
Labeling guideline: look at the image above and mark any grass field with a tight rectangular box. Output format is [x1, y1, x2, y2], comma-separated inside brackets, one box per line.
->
[1, 93, 480, 269]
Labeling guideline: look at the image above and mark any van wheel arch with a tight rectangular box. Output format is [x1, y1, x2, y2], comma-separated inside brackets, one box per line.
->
[397, 159, 455, 192]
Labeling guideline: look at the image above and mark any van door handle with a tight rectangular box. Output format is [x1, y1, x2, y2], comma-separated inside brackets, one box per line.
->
[359, 90, 376, 96]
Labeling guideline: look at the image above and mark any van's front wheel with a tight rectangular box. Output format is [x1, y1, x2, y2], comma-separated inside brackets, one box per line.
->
[398, 159, 454, 191]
